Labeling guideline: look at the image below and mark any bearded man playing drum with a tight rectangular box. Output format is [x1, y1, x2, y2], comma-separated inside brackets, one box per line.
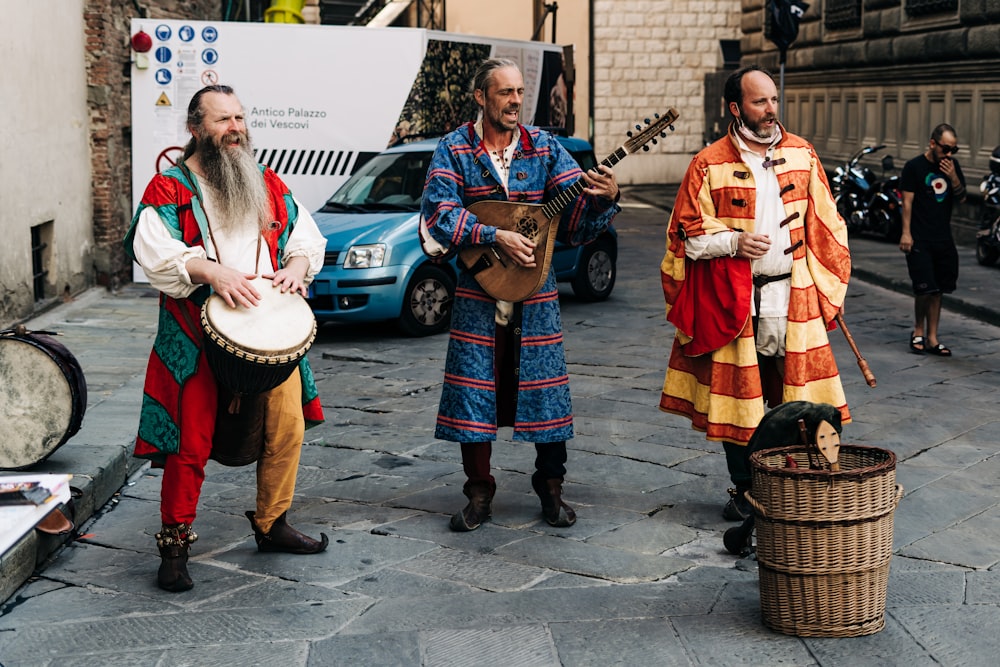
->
[124, 85, 328, 593]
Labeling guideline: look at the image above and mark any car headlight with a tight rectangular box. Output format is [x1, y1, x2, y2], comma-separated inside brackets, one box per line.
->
[343, 244, 386, 269]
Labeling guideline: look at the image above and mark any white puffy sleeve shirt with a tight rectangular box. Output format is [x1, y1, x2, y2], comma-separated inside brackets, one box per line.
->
[132, 185, 326, 300]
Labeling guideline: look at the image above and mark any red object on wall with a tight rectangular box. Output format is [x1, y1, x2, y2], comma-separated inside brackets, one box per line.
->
[131, 29, 152, 53]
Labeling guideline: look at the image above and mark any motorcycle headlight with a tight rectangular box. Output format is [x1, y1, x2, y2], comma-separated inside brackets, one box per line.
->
[343, 244, 386, 269]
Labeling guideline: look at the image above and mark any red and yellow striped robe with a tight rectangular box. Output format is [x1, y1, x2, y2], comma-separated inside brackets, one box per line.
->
[659, 126, 851, 446]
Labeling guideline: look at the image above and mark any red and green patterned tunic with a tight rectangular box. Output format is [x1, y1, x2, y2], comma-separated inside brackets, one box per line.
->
[123, 164, 323, 462]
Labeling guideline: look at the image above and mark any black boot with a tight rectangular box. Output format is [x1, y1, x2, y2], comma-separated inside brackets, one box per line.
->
[246, 511, 329, 554]
[532, 471, 577, 527]
[723, 441, 753, 521]
[449, 480, 494, 532]
[449, 442, 496, 532]
[156, 523, 197, 592]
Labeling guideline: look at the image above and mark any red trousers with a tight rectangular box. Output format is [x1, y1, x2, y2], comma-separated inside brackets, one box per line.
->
[161, 352, 305, 533]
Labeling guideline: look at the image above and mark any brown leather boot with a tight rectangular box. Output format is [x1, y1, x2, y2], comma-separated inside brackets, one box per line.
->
[246, 511, 329, 554]
[449, 481, 494, 532]
[156, 523, 197, 592]
[532, 472, 576, 527]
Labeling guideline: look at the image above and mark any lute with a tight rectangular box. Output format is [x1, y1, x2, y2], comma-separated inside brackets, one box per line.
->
[458, 108, 680, 302]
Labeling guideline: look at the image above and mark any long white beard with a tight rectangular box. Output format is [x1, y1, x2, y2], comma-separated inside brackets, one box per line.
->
[199, 134, 271, 232]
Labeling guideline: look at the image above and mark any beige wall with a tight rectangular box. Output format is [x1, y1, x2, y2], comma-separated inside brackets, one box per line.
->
[592, 0, 741, 185]
[0, 0, 93, 325]
[445, 0, 592, 147]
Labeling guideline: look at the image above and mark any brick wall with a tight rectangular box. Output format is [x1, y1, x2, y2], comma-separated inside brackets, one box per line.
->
[84, 0, 220, 288]
[592, 0, 742, 184]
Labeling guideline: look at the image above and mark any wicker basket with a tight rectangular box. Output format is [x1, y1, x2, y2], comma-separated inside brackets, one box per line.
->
[748, 445, 902, 637]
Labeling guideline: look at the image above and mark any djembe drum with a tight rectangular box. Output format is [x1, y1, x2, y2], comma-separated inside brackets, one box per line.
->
[200, 276, 317, 465]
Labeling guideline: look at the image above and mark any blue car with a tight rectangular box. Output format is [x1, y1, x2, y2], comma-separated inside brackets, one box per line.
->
[307, 136, 617, 336]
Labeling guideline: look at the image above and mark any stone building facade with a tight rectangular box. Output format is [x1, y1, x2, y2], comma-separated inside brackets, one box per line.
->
[740, 0, 1000, 238]
[590, 1, 743, 185]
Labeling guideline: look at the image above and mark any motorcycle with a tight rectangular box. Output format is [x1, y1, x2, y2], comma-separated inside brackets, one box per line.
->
[831, 144, 903, 242]
[975, 148, 1000, 266]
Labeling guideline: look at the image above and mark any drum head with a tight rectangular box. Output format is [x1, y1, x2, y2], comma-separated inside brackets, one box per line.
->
[0, 336, 76, 469]
[203, 276, 316, 357]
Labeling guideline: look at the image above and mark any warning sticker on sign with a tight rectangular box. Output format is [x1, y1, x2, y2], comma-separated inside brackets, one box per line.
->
[156, 92, 171, 107]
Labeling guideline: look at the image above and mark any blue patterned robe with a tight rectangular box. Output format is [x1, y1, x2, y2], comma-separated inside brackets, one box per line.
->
[422, 123, 620, 443]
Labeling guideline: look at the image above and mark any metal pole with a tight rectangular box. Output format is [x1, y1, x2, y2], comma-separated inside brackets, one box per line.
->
[780, 62, 785, 117]
[779, 48, 787, 119]
[551, 2, 558, 43]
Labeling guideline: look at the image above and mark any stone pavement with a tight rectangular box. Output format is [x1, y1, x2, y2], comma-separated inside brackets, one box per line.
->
[1, 187, 999, 666]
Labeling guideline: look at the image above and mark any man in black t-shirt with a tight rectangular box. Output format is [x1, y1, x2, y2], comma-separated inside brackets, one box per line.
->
[899, 123, 966, 357]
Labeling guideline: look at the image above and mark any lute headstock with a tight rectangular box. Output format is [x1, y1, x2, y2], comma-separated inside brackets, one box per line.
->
[624, 108, 680, 155]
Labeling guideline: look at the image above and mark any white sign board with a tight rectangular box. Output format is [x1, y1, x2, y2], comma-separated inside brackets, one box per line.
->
[130, 20, 566, 214]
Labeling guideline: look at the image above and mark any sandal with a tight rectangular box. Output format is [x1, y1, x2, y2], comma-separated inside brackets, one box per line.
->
[909, 332, 925, 354]
[925, 343, 952, 357]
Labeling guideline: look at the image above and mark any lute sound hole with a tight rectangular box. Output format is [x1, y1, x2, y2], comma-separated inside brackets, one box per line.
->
[515, 216, 539, 240]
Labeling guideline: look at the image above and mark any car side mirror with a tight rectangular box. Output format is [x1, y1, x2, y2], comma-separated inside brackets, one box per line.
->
[881, 155, 895, 172]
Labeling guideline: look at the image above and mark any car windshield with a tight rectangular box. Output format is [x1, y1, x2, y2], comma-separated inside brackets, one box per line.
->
[319, 150, 432, 213]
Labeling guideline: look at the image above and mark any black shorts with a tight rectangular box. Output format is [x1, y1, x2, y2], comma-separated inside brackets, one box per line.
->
[905, 239, 958, 295]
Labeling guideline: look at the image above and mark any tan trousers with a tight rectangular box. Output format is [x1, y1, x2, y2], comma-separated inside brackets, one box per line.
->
[254, 370, 305, 533]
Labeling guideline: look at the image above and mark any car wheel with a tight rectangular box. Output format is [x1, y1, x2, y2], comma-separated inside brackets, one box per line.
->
[398, 264, 454, 336]
[571, 237, 616, 301]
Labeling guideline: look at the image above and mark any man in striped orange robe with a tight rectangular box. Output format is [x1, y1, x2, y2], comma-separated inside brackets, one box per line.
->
[659, 66, 851, 520]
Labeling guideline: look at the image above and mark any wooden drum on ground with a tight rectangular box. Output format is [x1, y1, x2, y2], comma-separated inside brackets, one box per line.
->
[200, 276, 317, 397]
[0, 327, 88, 470]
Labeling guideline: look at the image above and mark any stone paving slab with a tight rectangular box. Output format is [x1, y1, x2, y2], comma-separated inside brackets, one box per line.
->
[423, 625, 558, 667]
[670, 612, 818, 666]
[549, 618, 691, 667]
[213, 528, 437, 588]
[493, 535, 692, 583]
[0, 603, 366, 665]
[584, 510, 699, 555]
[376, 513, 532, 554]
[307, 631, 421, 667]
[339, 581, 720, 635]
[570, 436, 710, 469]
[336, 566, 476, 598]
[891, 605, 1000, 665]
[899, 504, 1000, 569]
[396, 548, 550, 592]
[894, 479, 997, 554]
[803, 618, 940, 667]
[886, 558, 967, 606]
